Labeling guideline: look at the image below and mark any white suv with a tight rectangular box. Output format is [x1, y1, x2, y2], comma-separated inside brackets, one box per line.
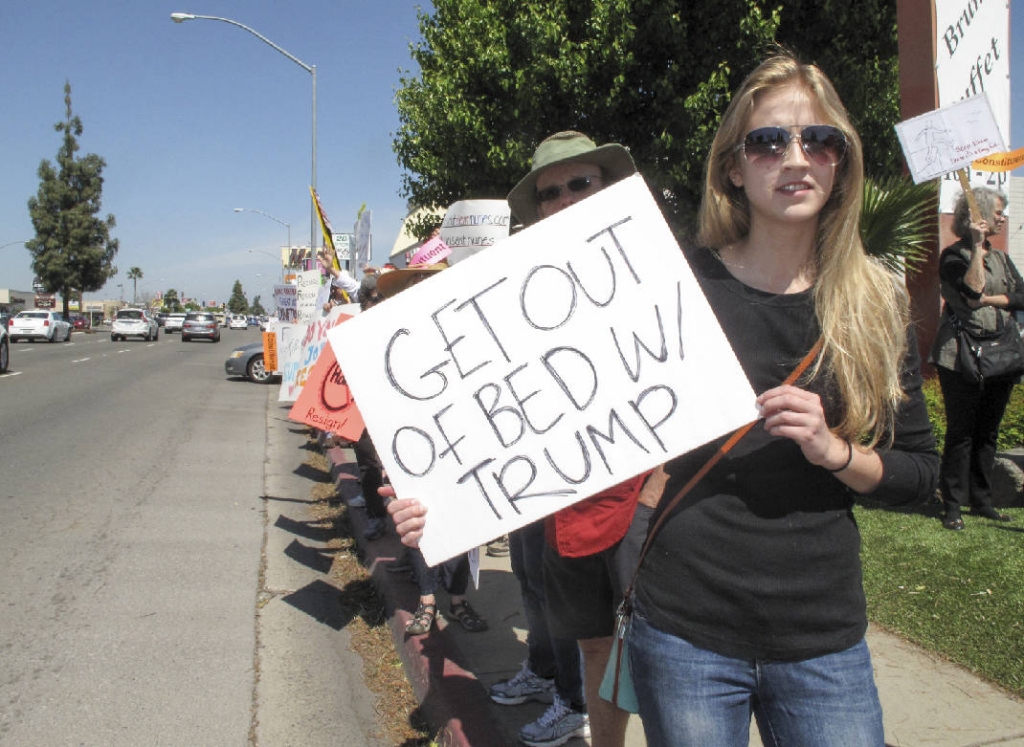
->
[163, 313, 187, 333]
[111, 308, 159, 341]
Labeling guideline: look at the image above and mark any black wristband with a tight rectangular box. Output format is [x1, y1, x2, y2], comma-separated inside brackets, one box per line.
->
[827, 440, 854, 473]
[962, 284, 983, 301]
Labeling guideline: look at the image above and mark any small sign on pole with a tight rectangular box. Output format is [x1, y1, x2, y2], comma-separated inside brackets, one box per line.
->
[894, 93, 1006, 185]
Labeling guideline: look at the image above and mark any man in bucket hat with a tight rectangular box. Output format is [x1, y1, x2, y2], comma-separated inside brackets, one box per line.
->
[390, 130, 661, 747]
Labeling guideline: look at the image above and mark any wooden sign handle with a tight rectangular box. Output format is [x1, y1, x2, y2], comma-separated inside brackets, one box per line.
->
[956, 168, 982, 223]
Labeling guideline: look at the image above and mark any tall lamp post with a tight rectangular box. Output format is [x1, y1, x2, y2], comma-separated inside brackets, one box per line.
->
[248, 248, 286, 283]
[235, 208, 290, 281]
[171, 12, 317, 251]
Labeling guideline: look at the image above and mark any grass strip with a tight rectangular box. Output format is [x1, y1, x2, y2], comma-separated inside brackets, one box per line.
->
[857, 500, 1024, 697]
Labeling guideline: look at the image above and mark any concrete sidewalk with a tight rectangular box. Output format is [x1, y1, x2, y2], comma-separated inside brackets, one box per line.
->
[327, 444, 1024, 747]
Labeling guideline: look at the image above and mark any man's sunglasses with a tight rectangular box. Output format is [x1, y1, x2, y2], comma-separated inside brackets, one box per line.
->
[535, 175, 599, 204]
[736, 125, 848, 166]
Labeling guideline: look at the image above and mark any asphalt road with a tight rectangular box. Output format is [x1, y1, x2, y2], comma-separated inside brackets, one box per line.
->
[0, 327, 380, 746]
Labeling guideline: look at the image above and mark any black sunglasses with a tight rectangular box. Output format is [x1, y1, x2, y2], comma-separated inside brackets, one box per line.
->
[535, 175, 599, 204]
[736, 125, 848, 166]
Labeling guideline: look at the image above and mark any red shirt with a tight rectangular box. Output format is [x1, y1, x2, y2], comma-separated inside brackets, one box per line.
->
[546, 472, 651, 558]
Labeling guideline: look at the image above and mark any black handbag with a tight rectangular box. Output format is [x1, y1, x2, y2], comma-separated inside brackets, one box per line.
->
[950, 309, 1024, 384]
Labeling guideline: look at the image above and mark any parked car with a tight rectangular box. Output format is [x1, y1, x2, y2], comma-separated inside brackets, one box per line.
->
[229, 315, 248, 330]
[181, 311, 221, 342]
[71, 315, 91, 330]
[0, 316, 9, 374]
[163, 313, 187, 333]
[8, 310, 72, 343]
[225, 341, 275, 383]
[111, 308, 159, 341]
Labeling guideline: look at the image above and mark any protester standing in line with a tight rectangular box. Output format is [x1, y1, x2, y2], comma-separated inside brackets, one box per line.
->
[388, 131, 658, 747]
[930, 186, 1019, 530]
[627, 53, 938, 746]
[374, 260, 489, 635]
[349, 273, 390, 540]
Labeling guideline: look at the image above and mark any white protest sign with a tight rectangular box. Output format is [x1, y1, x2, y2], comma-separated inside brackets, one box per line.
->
[328, 175, 757, 566]
[276, 323, 305, 402]
[279, 306, 347, 402]
[295, 270, 323, 325]
[894, 93, 1005, 184]
[440, 199, 512, 265]
[274, 284, 297, 323]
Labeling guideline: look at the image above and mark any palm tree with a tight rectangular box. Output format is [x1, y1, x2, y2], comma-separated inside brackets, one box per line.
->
[126, 267, 143, 305]
[860, 176, 937, 276]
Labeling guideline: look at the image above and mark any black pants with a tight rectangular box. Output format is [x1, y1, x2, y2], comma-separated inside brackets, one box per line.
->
[352, 429, 386, 520]
[937, 366, 1015, 514]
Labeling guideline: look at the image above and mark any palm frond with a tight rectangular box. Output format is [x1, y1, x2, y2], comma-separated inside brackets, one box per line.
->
[860, 176, 938, 276]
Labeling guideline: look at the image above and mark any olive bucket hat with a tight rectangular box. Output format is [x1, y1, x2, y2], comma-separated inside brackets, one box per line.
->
[506, 131, 636, 226]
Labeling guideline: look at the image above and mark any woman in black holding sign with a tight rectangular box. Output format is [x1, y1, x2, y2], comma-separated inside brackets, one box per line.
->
[930, 186, 1019, 530]
[628, 53, 938, 745]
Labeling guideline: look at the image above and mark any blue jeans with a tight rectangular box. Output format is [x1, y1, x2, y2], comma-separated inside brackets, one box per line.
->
[509, 520, 584, 705]
[629, 609, 884, 747]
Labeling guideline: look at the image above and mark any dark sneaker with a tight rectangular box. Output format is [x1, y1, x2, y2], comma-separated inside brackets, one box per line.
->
[489, 661, 555, 705]
[518, 695, 589, 747]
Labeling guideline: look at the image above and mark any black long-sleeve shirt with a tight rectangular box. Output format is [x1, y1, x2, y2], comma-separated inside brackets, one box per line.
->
[635, 246, 939, 662]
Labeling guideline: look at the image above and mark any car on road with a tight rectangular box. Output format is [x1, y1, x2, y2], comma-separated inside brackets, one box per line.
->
[71, 315, 91, 331]
[154, 312, 168, 327]
[225, 341, 275, 383]
[163, 313, 186, 333]
[0, 316, 8, 374]
[8, 310, 72, 343]
[111, 308, 159, 341]
[229, 315, 248, 330]
[181, 311, 221, 342]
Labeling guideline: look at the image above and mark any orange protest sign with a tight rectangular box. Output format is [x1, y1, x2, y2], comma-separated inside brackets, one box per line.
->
[287, 317, 365, 442]
[262, 330, 278, 373]
[972, 147, 1024, 172]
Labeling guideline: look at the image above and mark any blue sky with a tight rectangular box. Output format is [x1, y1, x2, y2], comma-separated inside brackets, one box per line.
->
[1, 2, 1022, 306]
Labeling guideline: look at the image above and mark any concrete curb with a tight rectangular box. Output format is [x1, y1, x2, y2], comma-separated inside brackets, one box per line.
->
[326, 444, 510, 747]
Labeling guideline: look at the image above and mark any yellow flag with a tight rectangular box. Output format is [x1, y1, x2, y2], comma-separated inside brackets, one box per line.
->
[310, 187, 340, 271]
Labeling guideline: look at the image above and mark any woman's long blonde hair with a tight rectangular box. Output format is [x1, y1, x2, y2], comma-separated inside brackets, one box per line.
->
[698, 53, 908, 447]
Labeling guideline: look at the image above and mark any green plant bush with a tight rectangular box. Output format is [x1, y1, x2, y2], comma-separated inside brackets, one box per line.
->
[923, 376, 1024, 451]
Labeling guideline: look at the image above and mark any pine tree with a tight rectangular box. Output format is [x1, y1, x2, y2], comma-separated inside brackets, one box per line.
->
[228, 280, 249, 315]
[26, 81, 119, 319]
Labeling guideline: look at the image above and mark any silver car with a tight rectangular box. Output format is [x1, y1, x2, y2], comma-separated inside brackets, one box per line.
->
[111, 308, 159, 341]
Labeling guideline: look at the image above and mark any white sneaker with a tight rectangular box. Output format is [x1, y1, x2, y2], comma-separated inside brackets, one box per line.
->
[518, 695, 589, 747]
[489, 660, 555, 705]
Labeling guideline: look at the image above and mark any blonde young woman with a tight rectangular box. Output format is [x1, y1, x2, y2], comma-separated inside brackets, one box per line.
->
[627, 54, 939, 746]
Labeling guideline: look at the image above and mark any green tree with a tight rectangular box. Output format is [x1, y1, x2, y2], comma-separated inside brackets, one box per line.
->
[162, 288, 182, 313]
[228, 280, 249, 315]
[393, 0, 902, 235]
[126, 267, 143, 305]
[26, 81, 118, 318]
[250, 295, 266, 317]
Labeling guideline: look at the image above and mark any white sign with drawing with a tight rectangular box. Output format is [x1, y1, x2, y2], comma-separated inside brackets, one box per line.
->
[894, 93, 1005, 184]
[327, 175, 758, 566]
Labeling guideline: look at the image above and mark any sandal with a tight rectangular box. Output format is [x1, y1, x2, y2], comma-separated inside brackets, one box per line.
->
[449, 600, 488, 632]
[406, 603, 436, 635]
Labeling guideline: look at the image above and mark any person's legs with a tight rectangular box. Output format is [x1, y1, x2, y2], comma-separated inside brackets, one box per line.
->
[579, 636, 628, 747]
[753, 639, 884, 747]
[509, 522, 558, 679]
[405, 548, 440, 635]
[353, 431, 387, 539]
[442, 553, 488, 632]
[967, 378, 1015, 511]
[629, 608, 753, 747]
[937, 367, 980, 520]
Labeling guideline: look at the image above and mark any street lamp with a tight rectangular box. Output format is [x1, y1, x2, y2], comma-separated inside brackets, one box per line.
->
[234, 208, 291, 252]
[248, 248, 286, 283]
[171, 12, 317, 251]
